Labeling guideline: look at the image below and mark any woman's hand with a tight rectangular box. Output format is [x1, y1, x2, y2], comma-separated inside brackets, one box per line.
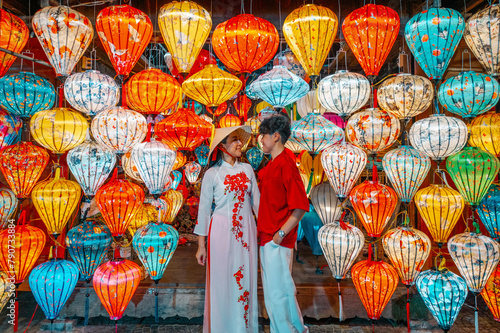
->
[196, 246, 207, 266]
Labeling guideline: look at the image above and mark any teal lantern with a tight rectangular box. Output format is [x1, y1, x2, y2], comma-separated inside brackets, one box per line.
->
[171, 170, 182, 190]
[246, 146, 264, 170]
[405, 7, 465, 81]
[132, 222, 179, 322]
[438, 71, 500, 119]
[478, 184, 500, 241]
[29, 259, 79, 321]
[0, 72, 55, 118]
[194, 144, 209, 166]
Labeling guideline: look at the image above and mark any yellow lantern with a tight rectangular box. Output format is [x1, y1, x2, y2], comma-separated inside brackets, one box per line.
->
[30, 108, 88, 155]
[283, 4, 338, 82]
[245, 116, 261, 135]
[182, 64, 242, 112]
[172, 152, 186, 171]
[300, 151, 325, 188]
[164, 190, 183, 223]
[219, 114, 241, 128]
[158, 1, 212, 75]
[128, 203, 157, 236]
[31, 168, 81, 236]
[255, 100, 272, 114]
[469, 111, 500, 157]
[415, 184, 465, 246]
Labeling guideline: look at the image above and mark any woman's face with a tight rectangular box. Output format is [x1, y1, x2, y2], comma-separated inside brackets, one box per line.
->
[221, 132, 242, 158]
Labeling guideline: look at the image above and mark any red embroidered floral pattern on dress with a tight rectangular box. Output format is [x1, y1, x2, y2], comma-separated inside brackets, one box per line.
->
[233, 266, 249, 328]
[224, 172, 250, 249]
[234, 265, 244, 290]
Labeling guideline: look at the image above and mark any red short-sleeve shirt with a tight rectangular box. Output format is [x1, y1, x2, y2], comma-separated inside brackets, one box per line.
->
[257, 148, 310, 248]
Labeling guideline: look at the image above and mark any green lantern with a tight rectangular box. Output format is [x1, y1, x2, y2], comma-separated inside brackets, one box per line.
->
[446, 147, 500, 207]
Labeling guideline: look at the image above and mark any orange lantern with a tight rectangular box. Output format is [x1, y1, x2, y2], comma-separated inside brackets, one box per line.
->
[206, 102, 227, 117]
[125, 68, 181, 114]
[212, 14, 279, 73]
[342, 4, 400, 81]
[351, 258, 399, 320]
[163, 189, 184, 223]
[96, 5, 153, 78]
[234, 94, 252, 118]
[219, 114, 241, 128]
[172, 151, 187, 170]
[0, 9, 29, 77]
[349, 167, 397, 238]
[481, 263, 500, 322]
[95, 171, 145, 237]
[0, 142, 49, 199]
[155, 108, 212, 150]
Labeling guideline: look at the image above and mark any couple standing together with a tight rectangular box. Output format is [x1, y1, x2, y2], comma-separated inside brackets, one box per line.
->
[194, 115, 309, 333]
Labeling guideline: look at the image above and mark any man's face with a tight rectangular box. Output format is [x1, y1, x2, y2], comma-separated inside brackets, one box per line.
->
[259, 132, 279, 154]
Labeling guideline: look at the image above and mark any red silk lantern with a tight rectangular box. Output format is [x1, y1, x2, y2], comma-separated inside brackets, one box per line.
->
[234, 94, 252, 118]
[212, 14, 279, 73]
[219, 114, 241, 128]
[342, 4, 400, 81]
[95, 171, 145, 237]
[155, 108, 212, 151]
[206, 102, 227, 117]
[352, 259, 399, 320]
[0, 9, 29, 77]
[481, 263, 500, 322]
[166, 49, 217, 81]
[125, 68, 181, 114]
[96, 5, 153, 78]
[93, 259, 141, 321]
[0, 142, 49, 199]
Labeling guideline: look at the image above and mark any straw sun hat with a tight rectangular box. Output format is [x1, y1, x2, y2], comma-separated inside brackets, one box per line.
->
[208, 125, 252, 159]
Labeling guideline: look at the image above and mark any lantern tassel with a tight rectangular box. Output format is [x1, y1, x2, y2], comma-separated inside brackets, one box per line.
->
[84, 281, 90, 326]
[306, 167, 314, 194]
[337, 281, 344, 322]
[155, 280, 159, 323]
[406, 287, 411, 333]
[474, 294, 479, 333]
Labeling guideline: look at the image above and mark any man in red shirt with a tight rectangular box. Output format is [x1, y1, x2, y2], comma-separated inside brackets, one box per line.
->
[257, 115, 309, 333]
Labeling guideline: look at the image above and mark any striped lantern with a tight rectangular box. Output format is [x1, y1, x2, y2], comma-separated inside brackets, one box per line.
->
[122, 152, 143, 183]
[310, 182, 342, 225]
[184, 161, 202, 184]
[469, 112, 500, 156]
[478, 184, 500, 241]
[0, 188, 17, 228]
[299, 151, 325, 189]
[163, 189, 184, 223]
[481, 264, 500, 322]
[219, 114, 242, 128]
[128, 203, 157, 236]
[0, 9, 29, 77]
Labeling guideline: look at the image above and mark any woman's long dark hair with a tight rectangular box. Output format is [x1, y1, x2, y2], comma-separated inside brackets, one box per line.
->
[207, 136, 228, 169]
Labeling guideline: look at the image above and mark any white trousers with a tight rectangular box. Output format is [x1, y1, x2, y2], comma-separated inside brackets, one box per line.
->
[260, 241, 308, 333]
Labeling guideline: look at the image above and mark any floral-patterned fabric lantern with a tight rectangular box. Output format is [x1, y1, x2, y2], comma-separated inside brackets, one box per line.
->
[449, 232, 500, 293]
[310, 182, 342, 225]
[272, 49, 308, 81]
[0, 72, 55, 118]
[247, 66, 309, 110]
[409, 114, 468, 162]
[446, 147, 500, 207]
[246, 147, 264, 170]
[481, 264, 500, 322]
[438, 71, 500, 119]
[464, 4, 500, 77]
[416, 268, 468, 332]
[283, 4, 338, 81]
[321, 143, 367, 200]
[29, 259, 79, 320]
[67, 140, 116, 197]
[346, 108, 400, 154]
[182, 65, 242, 111]
[317, 71, 370, 119]
[405, 6, 464, 81]
[0, 9, 28, 77]
[93, 259, 141, 321]
[415, 184, 465, 245]
[194, 144, 209, 166]
[155, 108, 212, 150]
[122, 152, 143, 183]
[382, 145, 431, 203]
[95, 173, 145, 237]
[219, 114, 241, 128]
[184, 161, 202, 184]
[290, 113, 344, 156]
[478, 184, 500, 241]
[383, 226, 431, 286]
[171, 170, 182, 190]
[0, 188, 17, 228]
[32, 6, 93, 77]
[469, 112, 500, 156]
[164, 189, 184, 223]
[32, 168, 81, 236]
[351, 259, 399, 320]
[64, 70, 119, 116]
[91, 107, 147, 154]
[125, 68, 181, 114]
[342, 4, 400, 80]
[131, 140, 176, 196]
[0, 142, 49, 199]
[296, 90, 327, 118]
[0, 110, 21, 148]
[158, 1, 211, 75]
[30, 108, 88, 154]
[96, 5, 152, 77]
[378, 74, 434, 119]
[212, 14, 279, 73]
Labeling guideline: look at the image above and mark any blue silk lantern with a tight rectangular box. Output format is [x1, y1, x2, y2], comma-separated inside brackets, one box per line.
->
[246, 66, 309, 110]
[478, 184, 500, 241]
[194, 144, 209, 166]
[382, 145, 431, 203]
[416, 268, 468, 332]
[66, 219, 112, 325]
[405, 7, 465, 81]
[29, 259, 79, 321]
[438, 71, 500, 119]
[0, 72, 55, 118]
[132, 222, 179, 322]
[246, 147, 264, 170]
[0, 111, 21, 148]
[67, 140, 116, 198]
[171, 170, 182, 191]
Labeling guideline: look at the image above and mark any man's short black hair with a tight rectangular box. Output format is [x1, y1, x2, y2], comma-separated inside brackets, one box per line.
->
[258, 114, 291, 144]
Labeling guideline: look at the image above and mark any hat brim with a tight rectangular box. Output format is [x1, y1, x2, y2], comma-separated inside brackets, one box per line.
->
[208, 125, 252, 159]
